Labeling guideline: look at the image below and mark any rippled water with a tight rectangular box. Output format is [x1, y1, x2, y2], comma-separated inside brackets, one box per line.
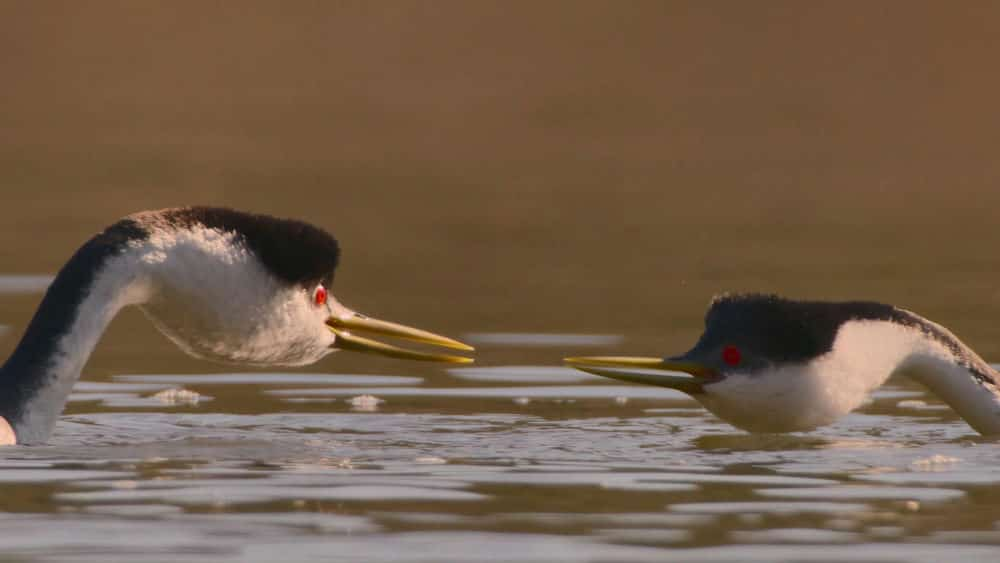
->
[3, 272, 1000, 562]
[5, 387, 1000, 562]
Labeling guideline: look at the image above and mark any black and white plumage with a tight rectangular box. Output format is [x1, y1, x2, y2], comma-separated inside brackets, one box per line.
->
[0, 207, 472, 445]
[566, 294, 1000, 435]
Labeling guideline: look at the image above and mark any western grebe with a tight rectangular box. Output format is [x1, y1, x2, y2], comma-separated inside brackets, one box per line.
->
[565, 293, 1000, 435]
[0, 207, 472, 445]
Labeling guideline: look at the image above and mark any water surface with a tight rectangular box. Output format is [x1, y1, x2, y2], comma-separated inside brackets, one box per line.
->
[2, 319, 1000, 561]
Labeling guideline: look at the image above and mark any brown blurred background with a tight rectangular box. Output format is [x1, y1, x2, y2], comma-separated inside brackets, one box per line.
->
[3, 1, 1000, 368]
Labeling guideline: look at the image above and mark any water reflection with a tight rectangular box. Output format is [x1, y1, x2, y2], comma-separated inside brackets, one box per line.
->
[117, 373, 424, 385]
[0, 347, 995, 561]
[448, 365, 598, 382]
[0, 274, 53, 293]
[265, 385, 689, 399]
[0, 370, 992, 562]
[465, 333, 624, 347]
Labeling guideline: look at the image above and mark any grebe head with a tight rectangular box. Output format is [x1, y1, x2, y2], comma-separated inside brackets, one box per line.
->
[128, 207, 472, 366]
[566, 293, 1000, 433]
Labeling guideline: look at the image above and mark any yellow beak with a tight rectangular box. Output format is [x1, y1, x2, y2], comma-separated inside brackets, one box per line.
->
[563, 356, 715, 394]
[327, 309, 473, 364]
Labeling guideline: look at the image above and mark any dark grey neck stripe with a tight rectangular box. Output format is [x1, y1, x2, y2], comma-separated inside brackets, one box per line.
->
[0, 219, 148, 424]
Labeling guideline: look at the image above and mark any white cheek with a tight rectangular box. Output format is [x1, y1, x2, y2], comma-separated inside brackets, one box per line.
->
[224, 290, 335, 366]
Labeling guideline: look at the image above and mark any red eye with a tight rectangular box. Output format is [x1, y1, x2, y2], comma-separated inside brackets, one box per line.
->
[314, 285, 328, 306]
[722, 345, 741, 366]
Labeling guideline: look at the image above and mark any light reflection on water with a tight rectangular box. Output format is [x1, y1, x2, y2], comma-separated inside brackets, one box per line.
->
[465, 333, 624, 347]
[0, 274, 54, 293]
[1, 327, 999, 560]
[264, 384, 689, 399]
[448, 365, 599, 382]
[0, 378, 998, 561]
[117, 373, 425, 385]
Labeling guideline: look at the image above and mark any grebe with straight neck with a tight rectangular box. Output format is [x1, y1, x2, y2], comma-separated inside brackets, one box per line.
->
[0, 207, 472, 445]
[566, 294, 1000, 435]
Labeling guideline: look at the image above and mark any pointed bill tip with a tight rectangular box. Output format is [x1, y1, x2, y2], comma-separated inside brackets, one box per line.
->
[327, 315, 474, 352]
[444, 339, 476, 352]
[563, 355, 713, 394]
[564, 355, 716, 379]
[329, 326, 474, 363]
[564, 356, 668, 368]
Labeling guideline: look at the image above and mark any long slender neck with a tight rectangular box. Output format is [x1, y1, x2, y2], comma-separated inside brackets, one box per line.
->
[819, 318, 1000, 436]
[0, 221, 149, 444]
[892, 316, 1000, 435]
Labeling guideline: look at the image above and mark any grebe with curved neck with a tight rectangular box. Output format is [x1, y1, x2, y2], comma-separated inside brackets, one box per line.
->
[566, 294, 1000, 435]
[0, 207, 472, 445]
